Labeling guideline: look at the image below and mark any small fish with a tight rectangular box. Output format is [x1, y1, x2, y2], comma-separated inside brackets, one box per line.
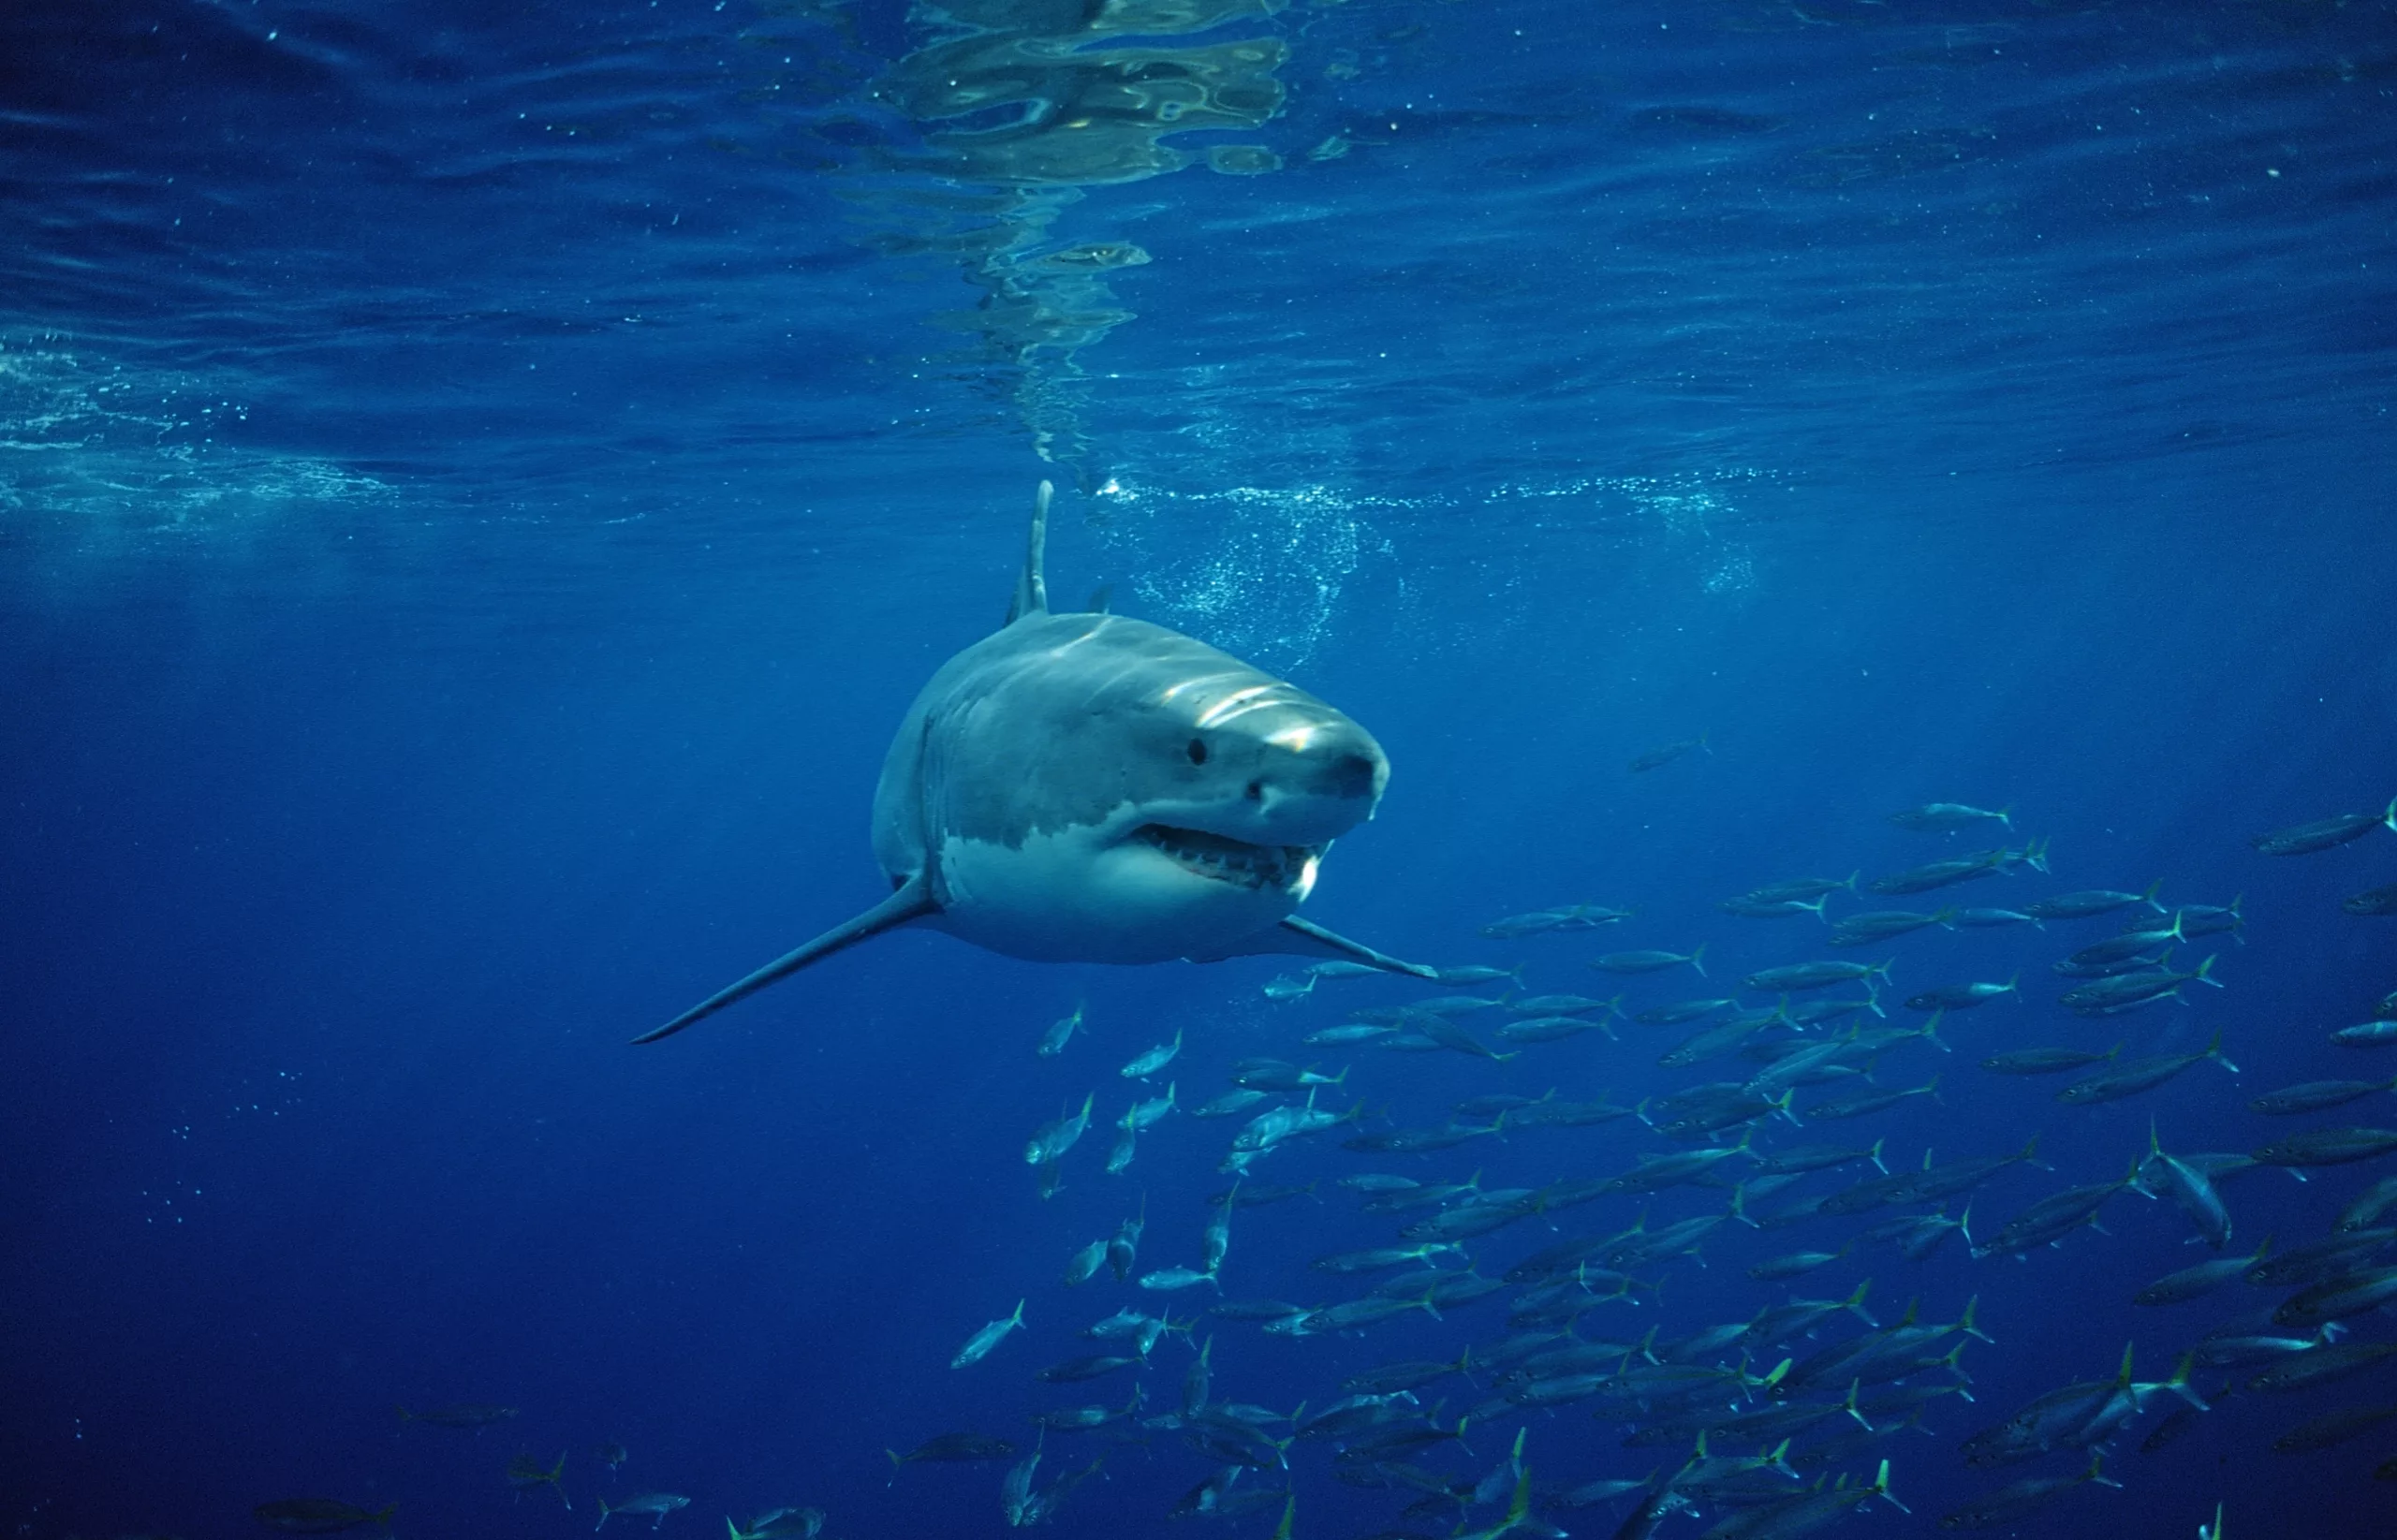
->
[1809, 1075, 1941, 1121]
[1751, 1139, 1888, 1176]
[1035, 1354, 1144, 1383]
[1064, 1239, 1110, 1286]
[1202, 1200, 1234, 1273]
[887, 1430, 1018, 1468]
[1480, 904, 1633, 938]
[2140, 1122, 2233, 1248]
[1635, 998, 1737, 1026]
[1108, 1200, 1145, 1281]
[1124, 1084, 1177, 1130]
[595, 1493, 690, 1531]
[1953, 907, 2038, 929]
[2338, 1174, 2397, 1231]
[1594, 946, 1707, 975]
[2346, 883, 2397, 917]
[397, 1403, 519, 1430]
[1871, 853, 2008, 895]
[2250, 798, 2397, 856]
[2024, 881, 2165, 920]
[727, 1507, 823, 1540]
[1744, 959, 1891, 992]
[1025, 1093, 1096, 1166]
[2057, 1032, 2236, 1105]
[2271, 1404, 2397, 1452]
[951, 1299, 1026, 1369]
[1104, 1122, 1137, 1175]
[2246, 1340, 2397, 1393]
[1121, 1029, 1183, 1079]
[2253, 1125, 2397, 1167]
[1981, 1044, 2117, 1076]
[2059, 953, 2221, 1015]
[1190, 1089, 1275, 1118]
[1629, 734, 1708, 771]
[1890, 801, 2012, 832]
[1260, 972, 1318, 1000]
[253, 1501, 395, 1534]
[1743, 874, 1862, 903]
[1936, 1452, 2121, 1528]
[1303, 1022, 1396, 1046]
[2139, 1404, 2204, 1454]
[1510, 991, 1623, 1016]
[507, 1451, 571, 1509]
[1830, 909, 1954, 946]
[1140, 1266, 1220, 1293]
[2247, 1228, 2396, 1288]
[1228, 1059, 1346, 1093]
[1497, 1015, 1608, 1044]
[1904, 974, 2020, 1011]
[1037, 1003, 1085, 1057]
[2249, 1078, 2396, 1116]
[1412, 1015, 1517, 1062]
[2274, 1265, 2397, 1328]
[1719, 895, 1831, 919]
[1433, 964, 1522, 986]
[1748, 1249, 1845, 1281]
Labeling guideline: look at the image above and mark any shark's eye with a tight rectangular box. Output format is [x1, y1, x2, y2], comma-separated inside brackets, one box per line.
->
[1186, 738, 1209, 765]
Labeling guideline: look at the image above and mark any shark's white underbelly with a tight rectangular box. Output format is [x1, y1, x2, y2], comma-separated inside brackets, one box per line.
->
[934, 825, 1300, 963]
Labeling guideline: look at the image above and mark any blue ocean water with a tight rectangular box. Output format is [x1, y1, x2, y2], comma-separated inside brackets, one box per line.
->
[5, 0, 2395, 1536]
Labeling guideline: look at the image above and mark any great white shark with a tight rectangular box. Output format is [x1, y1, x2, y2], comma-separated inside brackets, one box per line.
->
[639, 482, 1433, 1043]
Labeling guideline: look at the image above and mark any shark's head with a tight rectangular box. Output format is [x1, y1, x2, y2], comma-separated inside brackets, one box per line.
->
[1117, 647, 1390, 902]
[883, 612, 1391, 961]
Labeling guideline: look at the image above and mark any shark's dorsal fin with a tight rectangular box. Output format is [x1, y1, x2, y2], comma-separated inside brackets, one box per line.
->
[1006, 480, 1052, 626]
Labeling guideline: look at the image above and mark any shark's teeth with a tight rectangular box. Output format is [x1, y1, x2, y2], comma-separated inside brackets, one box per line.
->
[1134, 825, 1319, 893]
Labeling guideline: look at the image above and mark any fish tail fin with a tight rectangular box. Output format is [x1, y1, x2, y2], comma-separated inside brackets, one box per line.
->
[394, 1406, 413, 1423]
[1845, 1378, 1870, 1428]
[2088, 1451, 2122, 1489]
[1868, 1137, 1887, 1173]
[2196, 954, 2222, 987]
[2142, 878, 2166, 911]
[372, 1508, 397, 1532]
[1690, 943, 1708, 976]
[596, 1498, 611, 1532]
[1874, 1458, 1908, 1514]
[2167, 1352, 2209, 1410]
[1922, 1010, 1950, 1053]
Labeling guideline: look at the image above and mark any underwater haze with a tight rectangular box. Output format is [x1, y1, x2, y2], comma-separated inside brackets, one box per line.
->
[5, 1, 2396, 1537]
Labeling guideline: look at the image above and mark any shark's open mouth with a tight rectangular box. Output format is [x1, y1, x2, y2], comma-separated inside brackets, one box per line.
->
[1134, 825, 1319, 892]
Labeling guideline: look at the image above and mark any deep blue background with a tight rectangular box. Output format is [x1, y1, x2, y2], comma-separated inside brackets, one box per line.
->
[4, 1, 2394, 1536]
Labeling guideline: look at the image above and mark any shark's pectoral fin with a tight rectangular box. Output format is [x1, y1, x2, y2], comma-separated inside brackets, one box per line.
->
[635, 874, 939, 1044]
[1186, 915, 1437, 979]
